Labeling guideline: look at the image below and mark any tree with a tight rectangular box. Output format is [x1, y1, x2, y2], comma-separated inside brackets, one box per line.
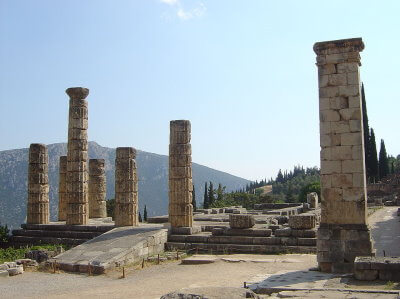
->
[298, 181, 321, 203]
[369, 129, 379, 182]
[144, 205, 148, 222]
[208, 181, 215, 206]
[379, 139, 389, 180]
[276, 169, 284, 183]
[203, 182, 208, 208]
[192, 184, 197, 212]
[0, 223, 9, 245]
[139, 212, 142, 222]
[216, 183, 224, 201]
[361, 83, 371, 178]
[106, 198, 115, 220]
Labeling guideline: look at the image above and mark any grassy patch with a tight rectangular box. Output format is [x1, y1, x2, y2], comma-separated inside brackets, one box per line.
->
[0, 244, 67, 264]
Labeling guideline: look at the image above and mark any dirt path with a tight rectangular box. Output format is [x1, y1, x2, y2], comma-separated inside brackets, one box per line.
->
[0, 254, 316, 299]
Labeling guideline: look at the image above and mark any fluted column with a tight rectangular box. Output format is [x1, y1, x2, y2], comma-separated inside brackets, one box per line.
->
[58, 156, 67, 221]
[66, 87, 89, 225]
[114, 147, 138, 226]
[89, 159, 107, 218]
[27, 143, 49, 224]
[168, 120, 193, 227]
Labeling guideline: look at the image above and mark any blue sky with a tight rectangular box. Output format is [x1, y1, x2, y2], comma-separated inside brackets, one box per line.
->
[0, 0, 399, 180]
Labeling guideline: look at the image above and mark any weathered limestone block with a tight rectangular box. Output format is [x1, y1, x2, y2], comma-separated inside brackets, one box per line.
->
[314, 38, 373, 273]
[58, 156, 67, 221]
[114, 147, 138, 226]
[289, 214, 316, 229]
[307, 192, 318, 209]
[89, 159, 107, 218]
[229, 214, 255, 229]
[27, 143, 49, 224]
[169, 120, 193, 228]
[66, 87, 89, 225]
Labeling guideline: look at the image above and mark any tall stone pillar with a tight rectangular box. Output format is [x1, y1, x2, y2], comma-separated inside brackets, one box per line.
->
[89, 159, 107, 218]
[58, 156, 67, 221]
[314, 38, 373, 273]
[27, 143, 49, 224]
[169, 120, 193, 228]
[114, 147, 138, 226]
[66, 87, 89, 225]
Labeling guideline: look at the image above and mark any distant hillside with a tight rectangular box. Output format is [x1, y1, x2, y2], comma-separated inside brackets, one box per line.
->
[0, 142, 249, 229]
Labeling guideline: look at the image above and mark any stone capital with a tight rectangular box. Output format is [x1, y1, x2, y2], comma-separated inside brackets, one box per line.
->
[313, 38, 364, 55]
[66, 87, 89, 100]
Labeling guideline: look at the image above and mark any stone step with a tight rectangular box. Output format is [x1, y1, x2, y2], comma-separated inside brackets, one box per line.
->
[168, 234, 316, 246]
[21, 223, 114, 233]
[10, 236, 88, 246]
[12, 229, 102, 239]
[165, 242, 316, 254]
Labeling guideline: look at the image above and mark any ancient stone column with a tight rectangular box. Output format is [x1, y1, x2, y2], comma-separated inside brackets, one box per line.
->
[169, 120, 193, 227]
[114, 147, 138, 226]
[89, 159, 107, 218]
[66, 87, 89, 225]
[314, 38, 373, 273]
[27, 143, 49, 224]
[58, 156, 67, 221]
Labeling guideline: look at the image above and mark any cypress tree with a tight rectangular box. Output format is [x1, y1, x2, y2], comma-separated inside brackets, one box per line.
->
[379, 139, 389, 180]
[144, 205, 148, 222]
[369, 129, 379, 182]
[216, 183, 223, 201]
[208, 181, 214, 207]
[361, 83, 371, 178]
[203, 182, 208, 208]
[192, 184, 197, 212]
[139, 212, 142, 222]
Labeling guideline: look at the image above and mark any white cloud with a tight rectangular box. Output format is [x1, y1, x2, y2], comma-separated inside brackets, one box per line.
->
[160, 0, 206, 21]
[160, 0, 178, 5]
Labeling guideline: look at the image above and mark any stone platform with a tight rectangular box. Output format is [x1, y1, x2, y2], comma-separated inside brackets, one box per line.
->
[53, 224, 167, 274]
[11, 218, 114, 247]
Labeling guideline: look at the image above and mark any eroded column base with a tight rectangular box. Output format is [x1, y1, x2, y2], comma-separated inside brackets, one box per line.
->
[317, 223, 374, 273]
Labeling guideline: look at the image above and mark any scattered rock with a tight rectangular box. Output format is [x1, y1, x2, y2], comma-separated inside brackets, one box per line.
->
[161, 287, 260, 299]
[0, 270, 9, 277]
[7, 265, 24, 276]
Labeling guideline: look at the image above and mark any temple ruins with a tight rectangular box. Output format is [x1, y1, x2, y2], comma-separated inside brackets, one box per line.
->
[89, 159, 107, 218]
[66, 87, 90, 225]
[314, 38, 374, 273]
[58, 156, 67, 221]
[168, 120, 194, 228]
[27, 143, 49, 224]
[114, 147, 139, 226]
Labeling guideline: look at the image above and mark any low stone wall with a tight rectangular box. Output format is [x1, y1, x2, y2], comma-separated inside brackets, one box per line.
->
[354, 257, 400, 281]
[254, 203, 302, 210]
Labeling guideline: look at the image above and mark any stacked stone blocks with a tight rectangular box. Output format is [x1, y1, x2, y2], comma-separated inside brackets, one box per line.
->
[27, 144, 49, 224]
[66, 87, 90, 225]
[314, 38, 373, 273]
[169, 120, 193, 227]
[58, 156, 67, 221]
[288, 214, 316, 229]
[229, 214, 255, 229]
[115, 147, 138, 226]
[89, 159, 107, 218]
[354, 256, 400, 281]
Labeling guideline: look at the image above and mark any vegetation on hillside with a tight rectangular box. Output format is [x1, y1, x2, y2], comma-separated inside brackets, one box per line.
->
[202, 165, 321, 209]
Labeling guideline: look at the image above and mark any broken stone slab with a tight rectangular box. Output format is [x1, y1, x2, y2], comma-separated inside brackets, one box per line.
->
[0, 264, 9, 270]
[0, 270, 9, 277]
[229, 214, 255, 229]
[161, 287, 261, 299]
[274, 227, 292, 237]
[7, 265, 24, 276]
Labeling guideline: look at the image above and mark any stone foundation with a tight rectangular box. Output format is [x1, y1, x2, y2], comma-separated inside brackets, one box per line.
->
[354, 256, 400, 281]
[317, 223, 373, 273]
